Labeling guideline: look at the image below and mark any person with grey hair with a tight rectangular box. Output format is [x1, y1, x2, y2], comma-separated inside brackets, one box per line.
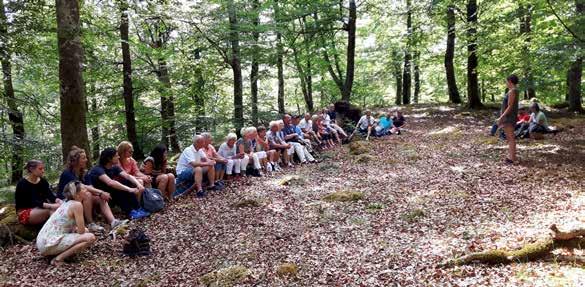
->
[356, 110, 375, 140]
[200, 132, 227, 187]
[218, 132, 247, 180]
[267, 121, 291, 169]
[282, 114, 316, 164]
[174, 134, 218, 198]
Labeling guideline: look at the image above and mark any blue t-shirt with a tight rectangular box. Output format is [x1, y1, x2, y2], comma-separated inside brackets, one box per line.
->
[57, 169, 87, 199]
[86, 165, 123, 191]
[293, 125, 304, 139]
[379, 116, 392, 129]
[282, 124, 296, 137]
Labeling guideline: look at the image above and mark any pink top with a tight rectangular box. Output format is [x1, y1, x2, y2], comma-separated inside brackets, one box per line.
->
[120, 157, 139, 176]
[203, 145, 218, 159]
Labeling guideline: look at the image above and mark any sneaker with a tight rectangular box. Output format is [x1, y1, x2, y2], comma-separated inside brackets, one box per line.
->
[111, 219, 129, 230]
[196, 189, 206, 197]
[266, 163, 273, 172]
[213, 182, 224, 190]
[274, 164, 283, 172]
[87, 223, 105, 233]
[130, 209, 150, 220]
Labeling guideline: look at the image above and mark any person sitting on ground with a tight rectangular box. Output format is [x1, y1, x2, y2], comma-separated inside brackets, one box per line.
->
[200, 132, 227, 187]
[175, 135, 218, 198]
[142, 144, 176, 200]
[267, 120, 292, 168]
[86, 148, 149, 220]
[319, 109, 341, 144]
[218, 133, 246, 180]
[292, 115, 319, 157]
[117, 141, 151, 190]
[15, 160, 62, 226]
[513, 106, 532, 138]
[374, 112, 394, 137]
[326, 104, 349, 139]
[313, 115, 334, 150]
[282, 114, 316, 164]
[527, 102, 551, 137]
[36, 181, 97, 266]
[256, 126, 279, 172]
[58, 146, 126, 232]
[356, 110, 375, 139]
[299, 112, 321, 145]
[237, 127, 263, 176]
[391, 110, 406, 132]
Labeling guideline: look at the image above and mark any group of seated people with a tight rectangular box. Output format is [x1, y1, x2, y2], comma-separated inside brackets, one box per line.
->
[355, 109, 406, 139]
[490, 102, 554, 139]
[13, 104, 406, 265]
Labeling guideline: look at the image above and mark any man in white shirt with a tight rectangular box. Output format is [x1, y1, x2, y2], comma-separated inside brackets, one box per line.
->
[356, 110, 375, 140]
[298, 113, 321, 144]
[175, 135, 217, 198]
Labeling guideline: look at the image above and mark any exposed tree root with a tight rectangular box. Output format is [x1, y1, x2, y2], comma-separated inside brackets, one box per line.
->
[441, 224, 585, 267]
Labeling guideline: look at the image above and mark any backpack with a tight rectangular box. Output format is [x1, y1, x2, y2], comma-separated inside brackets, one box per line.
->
[141, 187, 165, 213]
[122, 228, 151, 257]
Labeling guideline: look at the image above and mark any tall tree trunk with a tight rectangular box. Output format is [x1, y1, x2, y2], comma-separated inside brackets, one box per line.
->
[228, 0, 244, 132]
[445, 4, 462, 104]
[56, 0, 90, 162]
[568, 0, 583, 113]
[250, 0, 260, 125]
[314, 13, 344, 95]
[157, 59, 180, 153]
[393, 50, 403, 105]
[274, 0, 285, 114]
[192, 48, 205, 115]
[413, 51, 420, 104]
[466, 0, 483, 109]
[520, 4, 535, 99]
[119, 0, 144, 159]
[402, 0, 412, 105]
[90, 98, 100, 161]
[292, 46, 312, 112]
[0, 0, 24, 183]
[341, 0, 356, 102]
[300, 17, 314, 112]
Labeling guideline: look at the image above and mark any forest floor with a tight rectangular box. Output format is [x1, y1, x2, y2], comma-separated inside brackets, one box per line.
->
[1, 104, 585, 286]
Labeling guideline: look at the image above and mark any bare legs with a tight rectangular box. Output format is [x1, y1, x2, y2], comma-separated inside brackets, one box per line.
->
[50, 233, 96, 266]
[27, 208, 52, 225]
[503, 124, 517, 162]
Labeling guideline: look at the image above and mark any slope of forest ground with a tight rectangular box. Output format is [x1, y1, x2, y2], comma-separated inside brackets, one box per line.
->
[1, 104, 585, 286]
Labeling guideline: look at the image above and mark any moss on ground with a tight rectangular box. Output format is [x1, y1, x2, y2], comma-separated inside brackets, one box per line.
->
[200, 265, 251, 287]
[276, 263, 298, 278]
[323, 191, 364, 202]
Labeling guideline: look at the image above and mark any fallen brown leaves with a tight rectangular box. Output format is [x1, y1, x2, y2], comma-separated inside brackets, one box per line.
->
[1, 105, 585, 286]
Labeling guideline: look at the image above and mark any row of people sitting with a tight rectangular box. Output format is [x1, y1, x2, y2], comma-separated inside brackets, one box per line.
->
[14, 104, 362, 265]
[355, 109, 406, 140]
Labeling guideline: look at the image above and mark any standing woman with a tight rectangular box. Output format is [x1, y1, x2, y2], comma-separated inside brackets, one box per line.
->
[15, 160, 62, 226]
[497, 74, 519, 164]
[36, 181, 96, 266]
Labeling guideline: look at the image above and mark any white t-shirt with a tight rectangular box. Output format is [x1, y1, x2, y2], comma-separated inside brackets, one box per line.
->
[298, 119, 313, 131]
[323, 114, 332, 126]
[218, 142, 237, 158]
[176, 145, 206, 175]
[357, 115, 374, 130]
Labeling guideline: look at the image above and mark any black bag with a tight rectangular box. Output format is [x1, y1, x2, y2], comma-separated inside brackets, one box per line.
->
[123, 229, 151, 257]
[141, 187, 165, 213]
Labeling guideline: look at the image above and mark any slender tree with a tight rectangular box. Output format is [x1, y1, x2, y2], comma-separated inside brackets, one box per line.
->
[413, 51, 420, 104]
[392, 49, 403, 105]
[445, 3, 461, 103]
[341, 0, 356, 102]
[250, 0, 260, 125]
[0, 0, 25, 183]
[56, 0, 90, 162]
[520, 4, 535, 99]
[119, 0, 144, 159]
[228, 0, 244, 132]
[402, 0, 412, 105]
[568, 0, 583, 113]
[275, 0, 285, 114]
[466, 0, 483, 109]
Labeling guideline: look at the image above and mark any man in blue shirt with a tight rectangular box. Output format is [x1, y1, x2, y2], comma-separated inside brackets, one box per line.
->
[282, 114, 316, 163]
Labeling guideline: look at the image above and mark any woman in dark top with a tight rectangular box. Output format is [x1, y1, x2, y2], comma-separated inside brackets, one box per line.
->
[15, 160, 62, 225]
[57, 146, 126, 231]
[86, 148, 149, 220]
[142, 144, 175, 200]
[497, 74, 519, 164]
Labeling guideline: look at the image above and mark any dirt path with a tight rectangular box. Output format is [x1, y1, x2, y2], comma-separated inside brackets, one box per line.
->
[1, 105, 585, 286]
